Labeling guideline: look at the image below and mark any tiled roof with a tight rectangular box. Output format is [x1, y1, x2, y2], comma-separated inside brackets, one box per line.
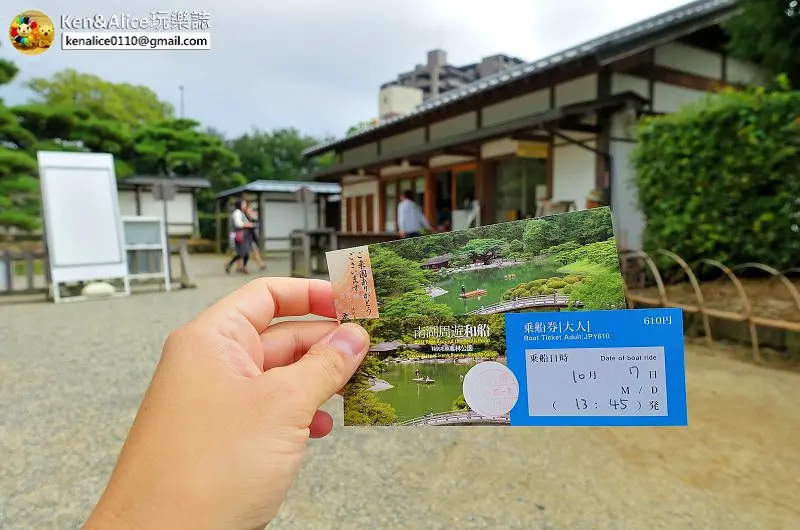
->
[214, 179, 341, 199]
[303, 0, 736, 157]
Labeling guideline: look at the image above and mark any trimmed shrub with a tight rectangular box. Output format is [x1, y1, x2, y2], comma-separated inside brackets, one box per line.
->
[632, 86, 800, 268]
[564, 275, 581, 284]
[546, 279, 568, 289]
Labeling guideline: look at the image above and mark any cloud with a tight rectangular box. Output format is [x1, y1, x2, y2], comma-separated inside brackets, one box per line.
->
[0, 0, 692, 139]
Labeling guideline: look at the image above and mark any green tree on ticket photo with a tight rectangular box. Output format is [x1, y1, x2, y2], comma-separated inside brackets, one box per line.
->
[367, 207, 626, 317]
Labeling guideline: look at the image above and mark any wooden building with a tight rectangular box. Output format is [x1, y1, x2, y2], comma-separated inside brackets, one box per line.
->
[421, 254, 453, 270]
[302, 0, 765, 250]
[213, 180, 341, 252]
[117, 175, 210, 237]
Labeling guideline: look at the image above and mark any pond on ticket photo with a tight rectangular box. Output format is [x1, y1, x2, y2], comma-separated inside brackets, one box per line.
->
[344, 316, 515, 426]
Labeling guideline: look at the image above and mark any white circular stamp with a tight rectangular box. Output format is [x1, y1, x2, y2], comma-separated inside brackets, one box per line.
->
[462, 361, 519, 418]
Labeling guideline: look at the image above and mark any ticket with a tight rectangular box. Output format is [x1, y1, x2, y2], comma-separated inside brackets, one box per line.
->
[325, 207, 626, 321]
[343, 308, 687, 427]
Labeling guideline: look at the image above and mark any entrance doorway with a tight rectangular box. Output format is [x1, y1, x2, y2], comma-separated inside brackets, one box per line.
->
[493, 157, 547, 223]
[432, 164, 477, 230]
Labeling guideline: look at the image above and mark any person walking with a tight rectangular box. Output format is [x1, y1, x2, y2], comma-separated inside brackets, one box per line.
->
[397, 189, 431, 238]
[244, 204, 267, 271]
[225, 199, 254, 274]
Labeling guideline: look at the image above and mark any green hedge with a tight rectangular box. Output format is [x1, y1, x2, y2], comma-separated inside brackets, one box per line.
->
[631, 87, 800, 269]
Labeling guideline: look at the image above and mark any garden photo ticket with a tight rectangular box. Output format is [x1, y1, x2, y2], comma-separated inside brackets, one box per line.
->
[343, 309, 688, 427]
[326, 207, 626, 322]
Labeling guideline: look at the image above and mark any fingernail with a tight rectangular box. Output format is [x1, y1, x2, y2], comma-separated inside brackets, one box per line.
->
[328, 323, 368, 357]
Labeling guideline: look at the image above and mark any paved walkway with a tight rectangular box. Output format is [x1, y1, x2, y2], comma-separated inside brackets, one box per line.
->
[2, 254, 799, 529]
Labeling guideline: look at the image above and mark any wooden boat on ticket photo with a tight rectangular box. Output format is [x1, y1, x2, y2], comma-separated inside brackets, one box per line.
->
[459, 289, 487, 299]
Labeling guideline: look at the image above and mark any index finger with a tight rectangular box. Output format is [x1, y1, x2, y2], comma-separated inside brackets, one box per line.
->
[198, 278, 337, 334]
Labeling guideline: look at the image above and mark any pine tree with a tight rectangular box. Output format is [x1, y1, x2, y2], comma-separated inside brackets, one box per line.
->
[0, 52, 40, 231]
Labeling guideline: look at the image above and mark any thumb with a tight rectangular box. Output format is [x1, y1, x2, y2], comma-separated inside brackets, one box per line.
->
[281, 323, 370, 411]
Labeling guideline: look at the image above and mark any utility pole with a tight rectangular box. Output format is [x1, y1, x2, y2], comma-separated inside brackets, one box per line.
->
[179, 85, 185, 117]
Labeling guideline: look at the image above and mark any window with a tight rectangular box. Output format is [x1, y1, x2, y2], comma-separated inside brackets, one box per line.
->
[382, 175, 427, 232]
[493, 158, 546, 222]
[454, 170, 476, 210]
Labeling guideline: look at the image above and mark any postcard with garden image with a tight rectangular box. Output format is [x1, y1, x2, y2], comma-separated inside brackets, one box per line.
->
[344, 315, 509, 426]
[326, 206, 627, 321]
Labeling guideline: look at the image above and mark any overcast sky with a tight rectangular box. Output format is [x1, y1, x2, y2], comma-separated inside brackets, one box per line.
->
[1, 0, 691, 139]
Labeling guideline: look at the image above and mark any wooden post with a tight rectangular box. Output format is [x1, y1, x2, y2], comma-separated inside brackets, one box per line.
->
[424, 168, 436, 227]
[214, 197, 222, 253]
[134, 185, 141, 215]
[190, 188, 200, 237]
[257, 191, 265, 254]
[476, 155, 491, 225]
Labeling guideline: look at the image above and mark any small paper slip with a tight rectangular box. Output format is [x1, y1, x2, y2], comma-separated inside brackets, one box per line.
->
[343, 308, 687, 427]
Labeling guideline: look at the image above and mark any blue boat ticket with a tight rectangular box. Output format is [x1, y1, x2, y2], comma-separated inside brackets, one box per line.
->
[476, 308, 688, 427]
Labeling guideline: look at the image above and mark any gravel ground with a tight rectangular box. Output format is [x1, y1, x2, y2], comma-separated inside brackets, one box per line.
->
[2, 255, 800, 529]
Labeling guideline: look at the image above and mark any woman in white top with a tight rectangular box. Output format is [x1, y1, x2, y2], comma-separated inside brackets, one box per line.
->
[225, 199, 254, 274]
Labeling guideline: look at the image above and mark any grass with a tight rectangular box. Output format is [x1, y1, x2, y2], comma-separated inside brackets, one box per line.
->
[557, 259, 607, 275]
[12, 260, 45, 276]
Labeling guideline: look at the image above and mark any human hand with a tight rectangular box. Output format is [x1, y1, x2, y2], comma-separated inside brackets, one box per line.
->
[85, 278, 369, 530]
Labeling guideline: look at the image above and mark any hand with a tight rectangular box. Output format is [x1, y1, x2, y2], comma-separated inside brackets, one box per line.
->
[399, 231, 406, 238]
[85, 278, 369, 530]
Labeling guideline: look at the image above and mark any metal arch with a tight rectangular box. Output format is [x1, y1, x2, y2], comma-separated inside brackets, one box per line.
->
[630, 250, 670, 306]
[655, 249, 712, 344]
[692, 258, 760, 362]
[731, 262, 800, 315]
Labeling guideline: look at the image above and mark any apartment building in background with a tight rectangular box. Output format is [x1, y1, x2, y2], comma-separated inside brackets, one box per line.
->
[378, 49, 525, 119]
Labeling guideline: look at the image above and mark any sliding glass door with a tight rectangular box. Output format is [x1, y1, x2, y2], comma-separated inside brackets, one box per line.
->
[493, 158, 547, 223]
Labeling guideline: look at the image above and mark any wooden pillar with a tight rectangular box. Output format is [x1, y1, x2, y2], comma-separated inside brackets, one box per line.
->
[134, 185, 141, 215]
[191, 188, 199, 237]
[377, 177, 385, 233]
[214, 197, 222, 253]
[546, 138, 554, 199]
[476, 155, 493, 225]
[423, 168, 436, 226]
[257, 192, 265, 253]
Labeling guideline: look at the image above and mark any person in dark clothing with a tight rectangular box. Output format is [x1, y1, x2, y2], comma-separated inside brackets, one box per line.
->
[244, 204, 267, 271]
[225, 199, 254, 274]
[436, 200, 452, 232]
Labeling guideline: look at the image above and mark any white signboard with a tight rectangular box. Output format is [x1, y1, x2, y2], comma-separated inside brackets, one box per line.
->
[37, 151, 130, 302]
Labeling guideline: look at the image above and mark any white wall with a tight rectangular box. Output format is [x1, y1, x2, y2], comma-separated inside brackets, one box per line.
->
[609, 140, 645, 250]
[118, 190, 137, 216]
[726, 56, 765, 85]
[260, 200, 317, 251]
[341, 178, 379, 232]
[117, 189, 195, 236]
[551, 139, 596, 209]
[481, 138, 517, 159]
[555, 74, 597, 106]
[652, 82, 711, 113]
[379, 85, 423, 118]
[655, 42, 723, 79]
[611, 73, 649, 99]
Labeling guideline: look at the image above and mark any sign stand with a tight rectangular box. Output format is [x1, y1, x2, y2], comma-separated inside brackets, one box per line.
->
[122, 216, 171, 291]
[37, 151, 131, 303]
